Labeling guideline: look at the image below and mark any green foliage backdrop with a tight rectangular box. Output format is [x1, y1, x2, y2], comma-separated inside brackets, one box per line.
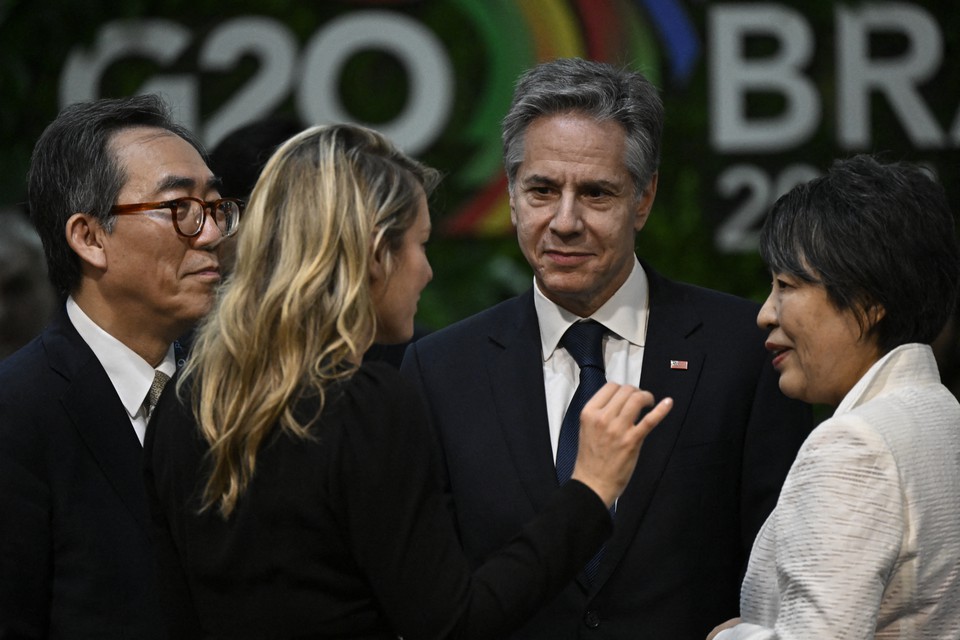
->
[1, 0, 957, 331]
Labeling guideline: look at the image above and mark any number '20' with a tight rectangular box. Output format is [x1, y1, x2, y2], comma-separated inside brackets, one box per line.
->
[60, 12, 454, 154]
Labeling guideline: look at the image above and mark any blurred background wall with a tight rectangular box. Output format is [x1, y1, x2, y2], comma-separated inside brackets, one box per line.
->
[1, 0, 957, 335]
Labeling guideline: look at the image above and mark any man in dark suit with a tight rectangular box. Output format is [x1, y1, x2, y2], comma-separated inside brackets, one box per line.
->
[400, 58, 813, 638]
[0, 95, 239, 638]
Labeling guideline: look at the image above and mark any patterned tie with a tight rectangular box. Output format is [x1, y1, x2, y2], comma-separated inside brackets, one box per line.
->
[557, 320, 610, 583]
[145, 369, 171, 418]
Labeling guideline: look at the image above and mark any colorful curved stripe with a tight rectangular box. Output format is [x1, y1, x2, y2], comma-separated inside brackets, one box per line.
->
[453, 0, 534, 186]
[637, 0, 699, 84]
[516, 0, 586, 60]
[443, 0, 676, 237]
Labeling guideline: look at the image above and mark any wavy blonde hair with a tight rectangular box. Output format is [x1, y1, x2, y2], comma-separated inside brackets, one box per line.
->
[180, 123, 440, 517]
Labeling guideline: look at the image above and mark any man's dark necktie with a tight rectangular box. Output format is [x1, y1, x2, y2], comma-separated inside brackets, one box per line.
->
[556, 320, 608, 483]
[556, 320, 610, 582]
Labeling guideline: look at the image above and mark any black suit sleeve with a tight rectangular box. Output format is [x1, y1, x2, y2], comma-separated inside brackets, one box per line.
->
[144, 362, 612, 639]
[0, 399, 51, 639]
[143, 385, 206, 640]
[336, 366, 612, 640]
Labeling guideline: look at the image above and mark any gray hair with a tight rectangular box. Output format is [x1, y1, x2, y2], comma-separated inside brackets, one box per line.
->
[501, 58, 663, 200]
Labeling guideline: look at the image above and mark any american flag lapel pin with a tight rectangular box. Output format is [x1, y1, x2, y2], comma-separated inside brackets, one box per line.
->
[670, 360, 688, 370]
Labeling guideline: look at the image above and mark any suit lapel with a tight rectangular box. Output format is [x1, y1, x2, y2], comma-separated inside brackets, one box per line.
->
[480, 279, 709, 590]
[591, 266, 706, 589]
[486, 292, 559, 513]
[45, 309, 152, 533]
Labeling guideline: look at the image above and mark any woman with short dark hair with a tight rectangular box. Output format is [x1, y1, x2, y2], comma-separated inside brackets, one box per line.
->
[711, 154, 960, 639]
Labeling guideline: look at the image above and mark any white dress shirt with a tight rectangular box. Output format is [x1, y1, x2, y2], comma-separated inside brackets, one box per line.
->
[66, 297, 176, 445]
[535, 257, 650, 462]
[716, 343, 960, 639]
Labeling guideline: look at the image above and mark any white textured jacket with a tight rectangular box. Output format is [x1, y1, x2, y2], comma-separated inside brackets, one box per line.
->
[718, 343, 960, 640]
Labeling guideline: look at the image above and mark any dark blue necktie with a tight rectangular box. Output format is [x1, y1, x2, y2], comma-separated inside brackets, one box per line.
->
[556, 320, 608, 484]
[556, 320, 610, 582]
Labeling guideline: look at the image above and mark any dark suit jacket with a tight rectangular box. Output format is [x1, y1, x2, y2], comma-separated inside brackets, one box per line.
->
[0, 306, 166, 639]
[400, 264, 813, 639]
[145, 363, 613, 639]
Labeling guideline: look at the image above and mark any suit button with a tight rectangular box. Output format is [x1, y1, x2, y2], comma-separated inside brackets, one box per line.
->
[583, 610, 601, 629]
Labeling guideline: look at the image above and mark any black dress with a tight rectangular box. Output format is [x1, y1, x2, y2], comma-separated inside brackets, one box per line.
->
[144, 361, 611, 639]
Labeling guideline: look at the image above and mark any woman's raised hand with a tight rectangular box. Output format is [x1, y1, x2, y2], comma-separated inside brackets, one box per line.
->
[571, 383, 673, 507]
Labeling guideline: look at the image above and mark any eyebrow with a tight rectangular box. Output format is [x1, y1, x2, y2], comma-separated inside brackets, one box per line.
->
[521, 174, 623, 193]
[154, 175, 222, 194]
[521, 174, 558, 188]
[580, 179, 621, 193]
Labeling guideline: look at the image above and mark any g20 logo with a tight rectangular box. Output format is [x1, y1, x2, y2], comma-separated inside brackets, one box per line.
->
[59, 1, 696, 239]
[60, 12, 454, 154]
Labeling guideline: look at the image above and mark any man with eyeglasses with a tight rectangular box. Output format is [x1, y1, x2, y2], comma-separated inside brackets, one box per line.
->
[0, 94, 241, 638]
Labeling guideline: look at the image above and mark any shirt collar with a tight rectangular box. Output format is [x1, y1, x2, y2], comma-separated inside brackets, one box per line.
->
[834, 343, 936, 417]
[534, 257, 649, 361]
[66, 296, 176, 419]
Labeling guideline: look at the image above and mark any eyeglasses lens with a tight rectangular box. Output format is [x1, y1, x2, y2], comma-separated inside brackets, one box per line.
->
[175, 200, 239, 236]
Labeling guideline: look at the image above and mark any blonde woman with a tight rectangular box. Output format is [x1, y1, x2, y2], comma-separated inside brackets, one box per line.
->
[144, 124, 672, 639]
